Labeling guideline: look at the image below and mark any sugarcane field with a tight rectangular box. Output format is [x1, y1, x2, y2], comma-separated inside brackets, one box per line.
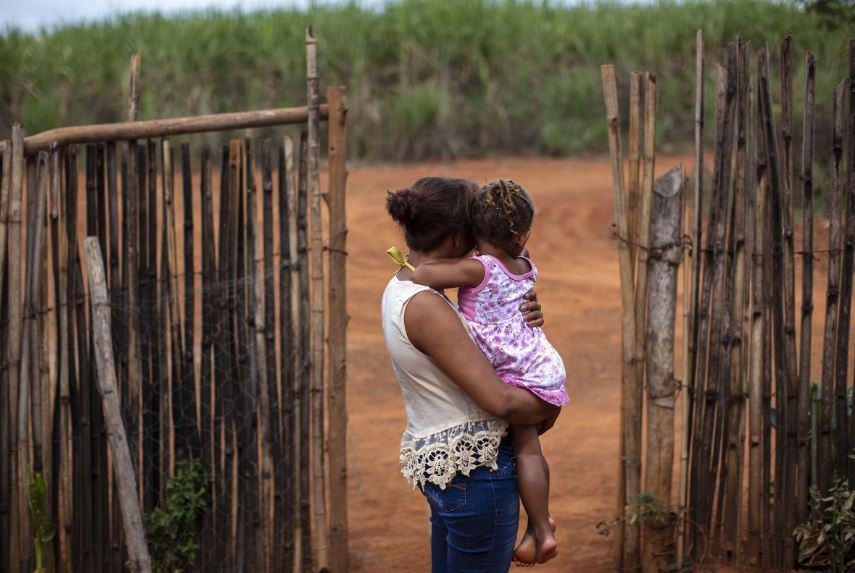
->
[2, 1, 855, 572]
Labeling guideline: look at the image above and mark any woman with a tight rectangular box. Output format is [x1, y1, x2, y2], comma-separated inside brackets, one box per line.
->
[381, 177, 560, 572]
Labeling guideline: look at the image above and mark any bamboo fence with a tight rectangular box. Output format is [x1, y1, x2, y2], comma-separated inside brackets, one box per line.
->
[0, 30, 349, 573]
[604, 34, 855, 572]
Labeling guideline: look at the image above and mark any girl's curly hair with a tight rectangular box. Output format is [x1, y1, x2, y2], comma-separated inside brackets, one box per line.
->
[470, 179, 535, 255]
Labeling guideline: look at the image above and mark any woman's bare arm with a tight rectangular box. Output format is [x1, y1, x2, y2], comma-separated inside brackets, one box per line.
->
[411, 258, 484, 290]
[404, 291, 558, 426]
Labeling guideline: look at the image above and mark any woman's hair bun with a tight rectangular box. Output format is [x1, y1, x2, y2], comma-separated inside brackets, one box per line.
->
[386, 188, 417, 225]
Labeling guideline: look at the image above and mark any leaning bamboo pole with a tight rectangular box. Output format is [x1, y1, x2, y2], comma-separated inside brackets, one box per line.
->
[306, 27, 329, 572]
[797, 50, 816, 526]
[326, 86, 350, 573]
[601, 63, 638, 571]
[642, 167, 683, 573]
[83, 237, 153, 573]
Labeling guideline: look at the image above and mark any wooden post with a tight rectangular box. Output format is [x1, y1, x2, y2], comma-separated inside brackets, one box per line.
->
[326, 86, 349, 573]
[83, 237, 152, 573]
[642, 167, 683, 573]
[796, 51, 815, 526]
[601, 64, 637, 571]
[306, 27, 330, 571]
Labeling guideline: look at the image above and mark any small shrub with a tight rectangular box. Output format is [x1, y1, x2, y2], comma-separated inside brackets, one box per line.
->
[27, 471, 56, 573]
[144, 458, 211, 573]
[794, 478, 855, 572]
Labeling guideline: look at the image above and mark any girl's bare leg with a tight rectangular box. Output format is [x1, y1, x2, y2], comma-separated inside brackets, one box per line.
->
[511, 423, 558, 565]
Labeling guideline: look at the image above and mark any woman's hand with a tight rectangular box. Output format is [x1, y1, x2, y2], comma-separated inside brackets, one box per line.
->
[521, 289, 543, 327]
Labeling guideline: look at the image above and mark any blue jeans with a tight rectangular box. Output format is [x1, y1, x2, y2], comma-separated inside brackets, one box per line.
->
[420, 441, 519, 573]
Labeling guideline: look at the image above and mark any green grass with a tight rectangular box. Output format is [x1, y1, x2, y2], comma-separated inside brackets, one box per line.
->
[0, 0, 851, 160]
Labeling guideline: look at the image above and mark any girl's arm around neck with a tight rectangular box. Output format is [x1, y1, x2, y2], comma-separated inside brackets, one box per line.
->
[411, 257, 484, 290]
[404, 290, 558, 426]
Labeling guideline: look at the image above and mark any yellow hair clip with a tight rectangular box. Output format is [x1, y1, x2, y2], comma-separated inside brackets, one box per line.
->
[387, 246, 415, 271]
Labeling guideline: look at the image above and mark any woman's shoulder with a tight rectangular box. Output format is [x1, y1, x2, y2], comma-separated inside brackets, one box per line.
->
[383, 276, 455, 318]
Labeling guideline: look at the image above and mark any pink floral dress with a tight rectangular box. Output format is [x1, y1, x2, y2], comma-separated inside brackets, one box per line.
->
[458, 254, 568, 406]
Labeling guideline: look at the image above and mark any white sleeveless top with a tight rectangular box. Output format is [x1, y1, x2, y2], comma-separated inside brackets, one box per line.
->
[381, 276, 508, 489]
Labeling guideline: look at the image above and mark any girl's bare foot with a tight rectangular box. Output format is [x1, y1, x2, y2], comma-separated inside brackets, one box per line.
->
[535, 529, 558, 564]
[513, 526, 537, 566]
[513, 517, 557, 566]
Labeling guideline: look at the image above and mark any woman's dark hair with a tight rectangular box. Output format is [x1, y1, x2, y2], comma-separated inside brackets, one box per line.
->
[471, 179, 535, 254]
[386, 177, 478, 252]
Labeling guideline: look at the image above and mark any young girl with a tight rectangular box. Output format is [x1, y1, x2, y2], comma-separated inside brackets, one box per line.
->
[411, 179, 567, 565]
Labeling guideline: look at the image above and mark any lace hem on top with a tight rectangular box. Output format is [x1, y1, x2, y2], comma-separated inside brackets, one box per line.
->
[399, 418, 508, 490]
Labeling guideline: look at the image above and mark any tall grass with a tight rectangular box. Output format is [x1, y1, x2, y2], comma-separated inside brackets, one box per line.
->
[0, 0, 851, 160]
